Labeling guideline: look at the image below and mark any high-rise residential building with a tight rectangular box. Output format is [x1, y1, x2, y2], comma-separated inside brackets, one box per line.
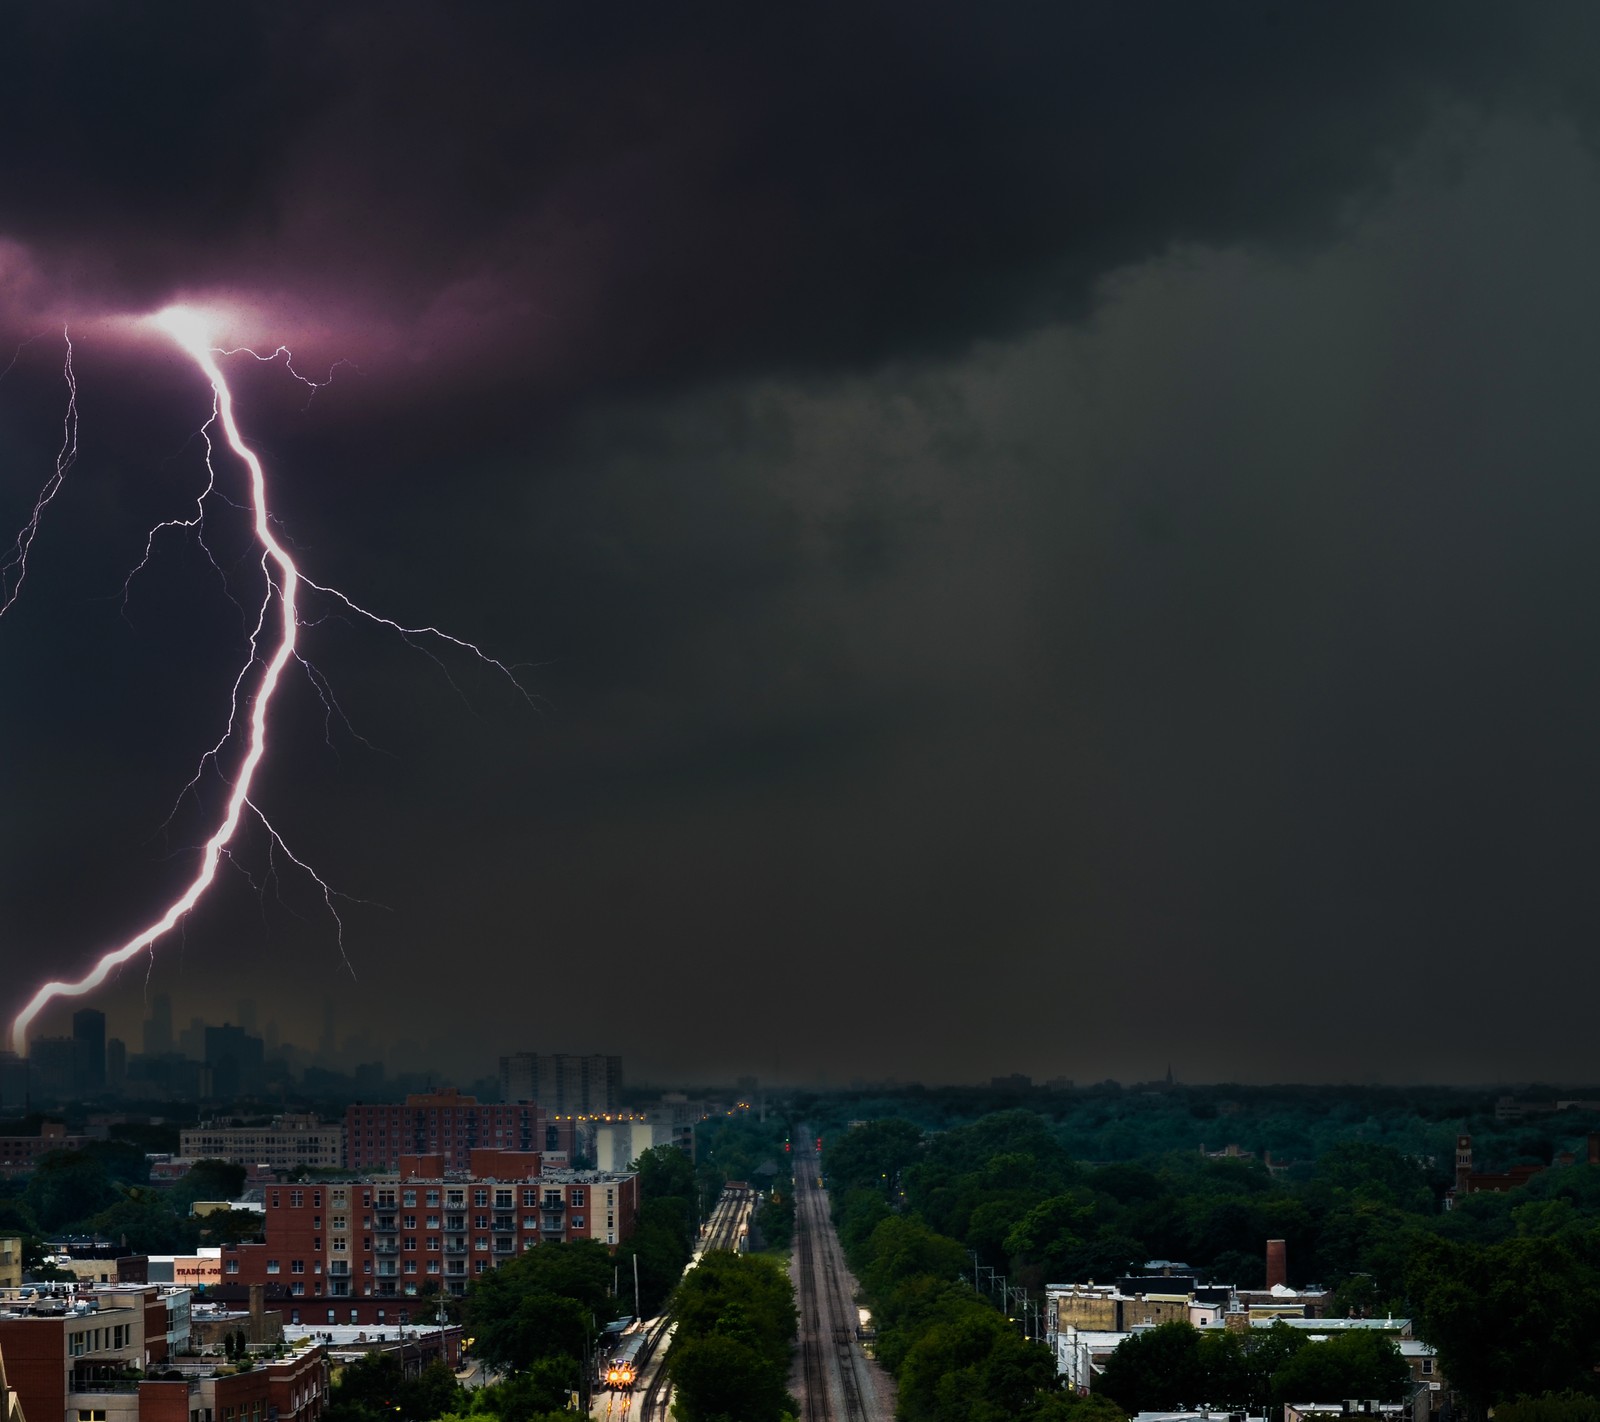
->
[72, 1008, 106, 1094]
[345, 1089, 564, 1172]
[142, 993, 173, 1057]
[498, 1053, 622, 1112]
[219, 1154, 639, 1320]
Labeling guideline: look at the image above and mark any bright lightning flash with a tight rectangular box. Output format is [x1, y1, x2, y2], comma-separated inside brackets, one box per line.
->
[6, 307, 525, 1054]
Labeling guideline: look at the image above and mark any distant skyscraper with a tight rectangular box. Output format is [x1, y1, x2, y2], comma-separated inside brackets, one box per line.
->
[106, 1038, 127, 1091]
[205, 1023, 266, 1099]
[72, 1008, 106, 1094]
[143, 994, 173, 1057]
[29, 1037, 75, 1100]
[499, 1053, 622, 1112]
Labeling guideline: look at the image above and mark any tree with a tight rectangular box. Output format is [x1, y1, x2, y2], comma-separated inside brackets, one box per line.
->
[25, 1150, 116, 1231]
[465, 1239, 617, 1372]
[669, 1334, 795, 1422]
[633, 1145, 694, 1203]
[170, 1160, 248, 1212]
[1270, 1331, 1411, 1412]
[1095, 1323, 1207, 1415]
[1407, 1232, 1600, 1421]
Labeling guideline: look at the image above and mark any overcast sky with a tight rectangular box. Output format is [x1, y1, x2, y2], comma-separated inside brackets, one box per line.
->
[2, 3, 1600, 1086]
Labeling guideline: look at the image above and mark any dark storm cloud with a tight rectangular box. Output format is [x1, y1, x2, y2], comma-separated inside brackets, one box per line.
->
[2, 2, 1593, 394]
[6, 4, 1600, 1085]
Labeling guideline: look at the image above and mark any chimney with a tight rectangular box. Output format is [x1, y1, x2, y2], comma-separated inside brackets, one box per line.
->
[1265, 1238, 1287, 1291]
[249, 1282, 264, 1342]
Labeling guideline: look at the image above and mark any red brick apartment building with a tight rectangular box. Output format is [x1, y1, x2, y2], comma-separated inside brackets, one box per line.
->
[0, 1125, 89, 1178]
[343, 1090, 574, 1172]
[219, 1150, 639, 1326]
[0, 1286, 326, 1422]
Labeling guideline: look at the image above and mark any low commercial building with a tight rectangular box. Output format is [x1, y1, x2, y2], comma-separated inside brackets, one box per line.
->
[0, 1243, 20, 1293]
[0, 1283, 323, 1422]
[179, 1118, 344, 1173]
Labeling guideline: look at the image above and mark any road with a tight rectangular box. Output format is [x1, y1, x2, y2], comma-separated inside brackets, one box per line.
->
[791, 1136, 896, 1422]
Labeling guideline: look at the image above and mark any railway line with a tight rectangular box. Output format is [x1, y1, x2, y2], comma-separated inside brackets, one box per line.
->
[791, 1137, 891, 1422]
[597, 1185, 752, 1422]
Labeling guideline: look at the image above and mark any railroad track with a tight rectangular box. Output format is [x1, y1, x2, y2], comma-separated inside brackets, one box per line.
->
[624, 1186, 749, 1421]
[792, 1139, 874, 1422]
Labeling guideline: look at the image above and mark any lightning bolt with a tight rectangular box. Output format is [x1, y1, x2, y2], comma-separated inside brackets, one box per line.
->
[5, 307, 527, 1054]
[1, 326, 78, 615]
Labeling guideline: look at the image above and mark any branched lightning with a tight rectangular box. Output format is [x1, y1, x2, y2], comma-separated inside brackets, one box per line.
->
[6, 308, 527, 1053]
[1, 327, 77, 615]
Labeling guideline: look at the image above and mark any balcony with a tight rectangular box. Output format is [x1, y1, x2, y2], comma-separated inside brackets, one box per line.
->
[328, 1262, 351, 1277]
[374, 1217, 398, 1233]
[540, 1199, 565, 1214]
[374, 1243, 399, 1255]
[493, 1215, 515, 1232]
[444, 1242, 468, 1256]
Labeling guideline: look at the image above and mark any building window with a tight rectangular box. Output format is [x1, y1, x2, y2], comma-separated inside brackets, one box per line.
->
[1422, 1360, 1434, 1376]
[332, 1238, 346, 1253]
[267, 1260, 280, 1274]
[226, 1259, 239, 1274]
[404, 1261, 417, 1274]
[522, 1189, 537, 1207]
[427, 1238, 440, 1252]
[570, 1189, 585, 1207]
[402, 1215, 416, 1229]
[291, 1260, 305, 1274]
[427, 1190, 440, 1206]
[571, 1217, 584, 1230]
[290, 1310, 300, 1325]
[427, 1261, 441, 1274]
[332, 1216, 346, 1230]
[523, 1216, 537, 1229]
[312, 1192, 322, 1208]
[403, 1237, 417, 1251]
[495, 1189, 512, 1207]
[291, 1283, 305, 1296]
[473, 1189, 488, 1207]
[402, 1190, 416, 1207]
